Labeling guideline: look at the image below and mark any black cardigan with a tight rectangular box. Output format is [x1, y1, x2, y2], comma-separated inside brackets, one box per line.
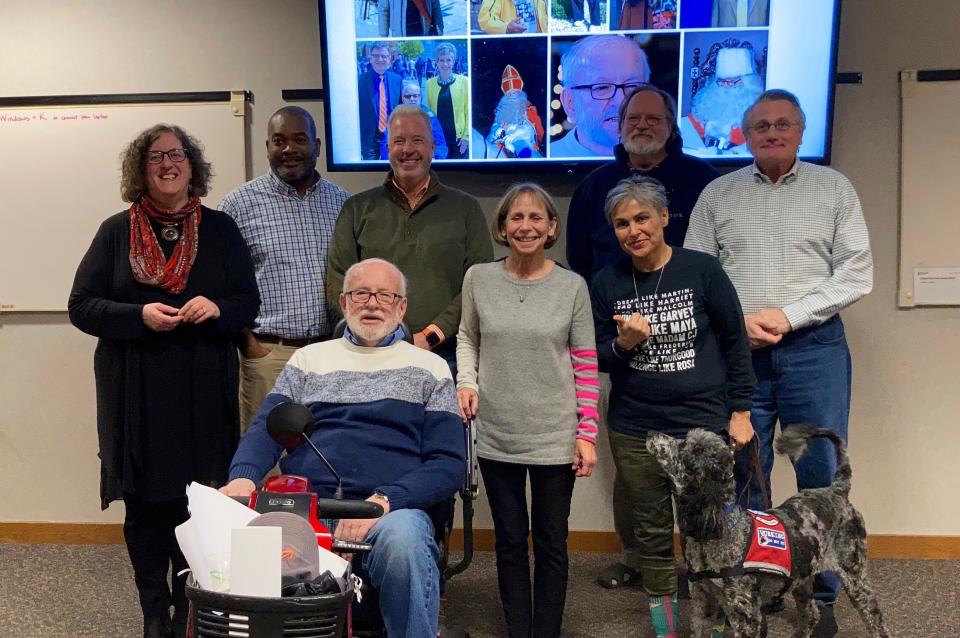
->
[69, 207, 260, 507]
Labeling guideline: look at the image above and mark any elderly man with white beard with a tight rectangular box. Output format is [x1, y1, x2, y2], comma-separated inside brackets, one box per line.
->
[222, 257, 465, 638]
[482, 65, 544, 159]
[687, 46, 765, 152]
[566, 85, 719, 593]
[486, 89, 542, 158]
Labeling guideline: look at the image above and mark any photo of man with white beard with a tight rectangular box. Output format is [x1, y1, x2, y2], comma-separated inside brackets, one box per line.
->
[679, 32, 768, 156]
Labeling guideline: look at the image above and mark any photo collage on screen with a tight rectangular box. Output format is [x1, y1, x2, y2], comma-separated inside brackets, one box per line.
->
[352, 0, 772, 162]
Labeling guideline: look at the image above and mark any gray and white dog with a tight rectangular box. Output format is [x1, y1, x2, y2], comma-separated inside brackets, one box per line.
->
[646, 426, 889, 637]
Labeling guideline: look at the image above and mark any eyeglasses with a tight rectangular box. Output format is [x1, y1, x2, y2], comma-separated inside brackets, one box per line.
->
[569, 82, 646, 100]
[747, 120, 801, 135]
[370, 53, 390, 60]
[624, 114, 666, 128]
[146, 148, 187, 164]
[344, 290, 404, 305]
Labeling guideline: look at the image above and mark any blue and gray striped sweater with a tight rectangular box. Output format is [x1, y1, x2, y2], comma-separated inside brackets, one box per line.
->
[229, 338, 465, 511]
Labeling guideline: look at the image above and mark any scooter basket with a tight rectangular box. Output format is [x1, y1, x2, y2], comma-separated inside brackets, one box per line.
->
[186, 578, 352, 638]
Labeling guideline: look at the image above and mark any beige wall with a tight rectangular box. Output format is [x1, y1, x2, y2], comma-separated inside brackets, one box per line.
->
[0, 0, 957, 535]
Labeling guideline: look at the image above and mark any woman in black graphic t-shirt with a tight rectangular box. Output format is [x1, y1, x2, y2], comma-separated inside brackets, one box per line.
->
[589, 175, 754, 638]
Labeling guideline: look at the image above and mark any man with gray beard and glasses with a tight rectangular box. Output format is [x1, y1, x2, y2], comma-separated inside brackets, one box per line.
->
[566, 85, 719, 594]
[567, 85, 718, 285]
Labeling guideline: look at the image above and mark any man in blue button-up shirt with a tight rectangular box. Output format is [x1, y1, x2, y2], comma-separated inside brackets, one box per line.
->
[220, 106, 349, 431]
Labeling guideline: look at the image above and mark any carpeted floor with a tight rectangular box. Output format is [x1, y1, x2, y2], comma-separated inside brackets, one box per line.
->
[0, 544, 957, 637]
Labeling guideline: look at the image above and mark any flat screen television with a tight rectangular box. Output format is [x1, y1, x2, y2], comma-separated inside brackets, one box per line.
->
[319, 0, 841, 170]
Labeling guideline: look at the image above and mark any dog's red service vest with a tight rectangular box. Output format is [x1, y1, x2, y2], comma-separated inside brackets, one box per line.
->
[743, 510, 792, 578]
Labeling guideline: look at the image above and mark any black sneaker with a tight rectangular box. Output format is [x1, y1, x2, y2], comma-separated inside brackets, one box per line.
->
[812, 604, 838, 638]
[596, 562, 641, 589]
[143, 616, 174, 638]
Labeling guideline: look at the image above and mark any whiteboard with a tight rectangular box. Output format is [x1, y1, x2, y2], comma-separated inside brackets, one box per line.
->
[0, 95, 247, 312]
[898, 71, 960, 307]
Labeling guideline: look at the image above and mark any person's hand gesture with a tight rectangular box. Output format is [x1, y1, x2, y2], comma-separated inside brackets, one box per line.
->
[142, 303, 181, 332]
[219, 478, 256, 497]
[335, 495, 388, 560]
[179, 296, 221, 324]
[572, 439, 596, 477]
[744, 313, 782, 349]
[727, 411, 754, 452]
[613, 313, 650, 351]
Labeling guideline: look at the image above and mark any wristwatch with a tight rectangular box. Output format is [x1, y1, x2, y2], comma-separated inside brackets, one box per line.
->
[421, 324, 444, 349]
[371, 491, 390, 507]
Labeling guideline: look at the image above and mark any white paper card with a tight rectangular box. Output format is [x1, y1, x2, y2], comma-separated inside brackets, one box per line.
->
[230, 526, 282, 597]
[317, 544, 350, 579]
[914, 268, 960, 305]
[175, 482, 258, 591]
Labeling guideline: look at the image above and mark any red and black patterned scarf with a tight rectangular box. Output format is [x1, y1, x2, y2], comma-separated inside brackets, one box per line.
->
[128, 195, 202, 294]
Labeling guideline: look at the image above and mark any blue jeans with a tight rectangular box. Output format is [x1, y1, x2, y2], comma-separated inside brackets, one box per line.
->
[328, 509, 440, 638]
[734, 315, 851, 604]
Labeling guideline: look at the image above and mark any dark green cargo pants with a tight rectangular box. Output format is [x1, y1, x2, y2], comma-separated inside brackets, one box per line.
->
[608, 428, 677, 596]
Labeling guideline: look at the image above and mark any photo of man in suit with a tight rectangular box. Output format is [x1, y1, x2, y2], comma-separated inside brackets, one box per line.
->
[359, 42, 403, 160]
[712, 0, 769, 27]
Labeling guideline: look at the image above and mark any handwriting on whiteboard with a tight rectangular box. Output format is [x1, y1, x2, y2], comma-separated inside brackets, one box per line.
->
[0, 112, 109, 123]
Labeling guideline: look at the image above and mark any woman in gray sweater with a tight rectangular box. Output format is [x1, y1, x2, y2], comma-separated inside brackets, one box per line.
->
[456, 182, 599, 638]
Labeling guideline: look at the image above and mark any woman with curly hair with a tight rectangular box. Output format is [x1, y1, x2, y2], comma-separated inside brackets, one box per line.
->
[69, 124, 259, 638]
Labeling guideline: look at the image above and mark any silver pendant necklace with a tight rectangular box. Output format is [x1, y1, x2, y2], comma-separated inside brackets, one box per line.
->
[632, 254, 669, 307]
[506, 259, 534, 302]
[160, 225, 180, 241]
[512, 271, 527, 303]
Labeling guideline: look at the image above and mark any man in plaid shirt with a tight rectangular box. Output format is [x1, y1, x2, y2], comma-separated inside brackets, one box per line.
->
[220, 106, 349, 432]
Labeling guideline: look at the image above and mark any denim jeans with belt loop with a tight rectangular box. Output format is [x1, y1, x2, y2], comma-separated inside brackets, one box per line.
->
[734, 314, 852, 604]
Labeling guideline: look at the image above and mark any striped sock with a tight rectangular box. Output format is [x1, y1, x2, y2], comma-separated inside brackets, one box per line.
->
[648, 593, 680, 638]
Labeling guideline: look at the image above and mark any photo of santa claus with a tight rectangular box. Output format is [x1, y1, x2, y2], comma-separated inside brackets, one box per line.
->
[679, 30, 768, 155]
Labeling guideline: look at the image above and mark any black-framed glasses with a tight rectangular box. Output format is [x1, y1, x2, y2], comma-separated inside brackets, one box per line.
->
[146, 148, 187, 164]
[624, 114, 667, 128]
[568, 82, 646, 100]
[344, 290, 404, 305]
[747, 120, 801, 135]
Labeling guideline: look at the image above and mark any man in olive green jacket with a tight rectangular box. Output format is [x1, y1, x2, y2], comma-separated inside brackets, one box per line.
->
[327, 104, 493, 372]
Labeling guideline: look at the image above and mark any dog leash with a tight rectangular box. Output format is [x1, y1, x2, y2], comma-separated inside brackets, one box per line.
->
[736, 435, 771, 511]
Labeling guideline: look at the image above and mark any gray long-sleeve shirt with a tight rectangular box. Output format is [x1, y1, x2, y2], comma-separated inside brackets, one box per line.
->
[456, 261, 597, 465]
